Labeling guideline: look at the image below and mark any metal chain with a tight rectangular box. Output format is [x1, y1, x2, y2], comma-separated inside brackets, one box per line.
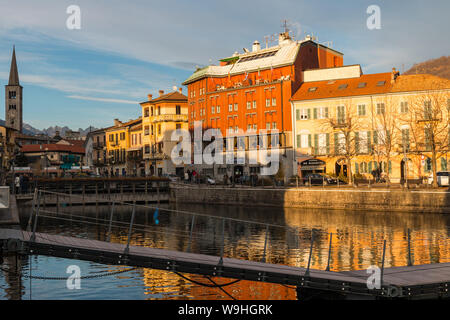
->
[0, 265, 137, 280]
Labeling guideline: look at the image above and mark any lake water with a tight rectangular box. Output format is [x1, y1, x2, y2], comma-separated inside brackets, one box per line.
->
[1, 202, 449, 300]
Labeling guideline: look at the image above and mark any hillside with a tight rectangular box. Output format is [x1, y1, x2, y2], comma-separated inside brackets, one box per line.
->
[404, 56, 450, 80]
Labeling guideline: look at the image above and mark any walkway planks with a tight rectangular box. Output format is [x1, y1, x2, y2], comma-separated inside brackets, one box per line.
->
[1, 228, 449, 299]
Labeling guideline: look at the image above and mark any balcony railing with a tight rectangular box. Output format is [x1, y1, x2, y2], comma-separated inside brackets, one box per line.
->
[93, 142, 105, 149]
[150, 114, 188, 123]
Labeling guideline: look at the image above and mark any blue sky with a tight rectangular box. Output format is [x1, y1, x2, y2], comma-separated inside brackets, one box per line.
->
[0, 0, 449, 130]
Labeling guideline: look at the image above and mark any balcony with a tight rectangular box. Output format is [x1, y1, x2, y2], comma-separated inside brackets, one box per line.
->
[150, 114, 188, 123]
[93, 142, 105, 149]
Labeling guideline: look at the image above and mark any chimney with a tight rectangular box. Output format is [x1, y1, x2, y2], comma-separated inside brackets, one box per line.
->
[147, 94, 153, 101]
[391, 67, 400, 83]
[159, 90, 164, 96]
[114, 118, 121, 126]
[252, 40, 261, 52]
[178, 87, 182, 94]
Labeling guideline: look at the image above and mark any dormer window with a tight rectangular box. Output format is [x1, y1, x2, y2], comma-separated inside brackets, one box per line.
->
[308, 87, 317, 92]
[377, 81, 386, 86]
[357, 82, 367, 88]
[338, 84, 348, 90]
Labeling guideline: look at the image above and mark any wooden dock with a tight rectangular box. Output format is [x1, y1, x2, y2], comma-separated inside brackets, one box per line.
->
[1, 228, 449, 300]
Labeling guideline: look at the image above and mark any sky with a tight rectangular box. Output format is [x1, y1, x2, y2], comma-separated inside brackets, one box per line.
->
[0, 0, 449, 130]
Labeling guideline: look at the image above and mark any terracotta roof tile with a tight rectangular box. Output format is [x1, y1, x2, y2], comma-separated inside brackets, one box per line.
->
[21, 144, 85, 154]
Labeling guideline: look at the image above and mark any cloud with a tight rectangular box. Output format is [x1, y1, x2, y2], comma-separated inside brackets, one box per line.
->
[67, 95, 138, 104]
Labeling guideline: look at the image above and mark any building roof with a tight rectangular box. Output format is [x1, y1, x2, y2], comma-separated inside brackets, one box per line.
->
[21, 144, 85, 154]
[291, 72, 393, 101]
[8, 46, 20, 86]
[182, 38, 343, 85]
[105, 118, 142, 132]
[292, 72, 450, 102]
[140, 91, 187, 104]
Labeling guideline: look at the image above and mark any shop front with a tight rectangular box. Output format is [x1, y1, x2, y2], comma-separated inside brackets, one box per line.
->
[297, 158, 326, 178]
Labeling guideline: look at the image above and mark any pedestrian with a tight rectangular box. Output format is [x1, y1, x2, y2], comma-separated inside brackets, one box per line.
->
[14, 175, 20, 194]
[184, 171, 189, 183]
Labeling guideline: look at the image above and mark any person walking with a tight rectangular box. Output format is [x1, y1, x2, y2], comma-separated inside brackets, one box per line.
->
[14, 175, 20, 194]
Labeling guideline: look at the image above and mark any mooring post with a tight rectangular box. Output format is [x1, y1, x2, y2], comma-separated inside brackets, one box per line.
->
[30, 191, 41, 242]
[261, 224, 269, 263]
[124, 203, 136, 254]
[26, 188, 38, 232]
[106, 202, 115, 242]
[305, 230, 315, 277]
[381, 239, 387, 286]
[218, 218, 225, 266]
[407, 229, 413, 266]
[187, 215, 196, 253]
[325, 232, 333, 271]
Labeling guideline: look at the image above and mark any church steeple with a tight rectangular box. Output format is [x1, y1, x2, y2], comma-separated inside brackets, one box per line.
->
[8, 46, 20, 86]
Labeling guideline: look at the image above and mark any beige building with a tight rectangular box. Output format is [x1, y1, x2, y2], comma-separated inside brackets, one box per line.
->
[140, 89, 188, 176]
[291, 65, 450, 183]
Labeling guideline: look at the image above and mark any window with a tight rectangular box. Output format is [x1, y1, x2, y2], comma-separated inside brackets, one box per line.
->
[253, 124, 257, 131]
[299, 108, 310, 120]
[247, 124, 252, 131]
[211, 106, 215, 114]
[120, 132, 125, 140]
[151, 107, 154, 116]
[357, 82, 367, 88]
[358, 104, 366, 116]
[272, 122, 277, 130]
[266, 123, 270, 130]
[266, 99, 270, 107]
[8, 105, 16, 110]
[157, 106, 161, 115]
[144, 107, 149, 117]
[272, 98, 276, 106]
[308, 87, 317, 92]
[176, 105, 181, 115]
[400, 101, 408, 113]
[337, 106, 345, 124]
[424, 100, 432, 119]
[145, 145, 150, 154]
[9, 91, 16, 99]
[377, 81, 386, 86]
[376, 103, 385, 115]
[253, 100, 257, 109]
[158, 124, 161, 135]
[228, 104, 233, 112]
[217, 105, 221, 113]
[338, 84, 348, 90]
[246, 101, 251, 109]
[234, 103, 238, 111]
[401, 128, 410, 151]
[144, 126, 149, 135]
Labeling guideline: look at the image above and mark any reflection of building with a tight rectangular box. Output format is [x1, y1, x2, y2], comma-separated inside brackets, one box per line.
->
[105, 118, 142, 176]
[291, 66, 450, 182]
[140, 89, 188, 176]
[182, 31, 343, 179]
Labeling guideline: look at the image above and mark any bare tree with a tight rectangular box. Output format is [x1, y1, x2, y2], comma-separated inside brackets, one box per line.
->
[320, 99, 365, 185]
[406, 90, 450, 188]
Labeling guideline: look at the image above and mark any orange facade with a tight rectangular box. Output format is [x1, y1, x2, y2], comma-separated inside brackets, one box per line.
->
[184, 40, 343, 143]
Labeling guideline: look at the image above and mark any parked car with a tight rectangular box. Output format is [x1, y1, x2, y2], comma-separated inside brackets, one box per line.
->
[206, 176, 216, 185]
[427, 171, 450, 186]
[303, 173, 346, 186]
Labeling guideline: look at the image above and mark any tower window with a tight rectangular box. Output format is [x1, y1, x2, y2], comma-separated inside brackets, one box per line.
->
[9, 105, 16, 110]
[9, 91, 16, 99]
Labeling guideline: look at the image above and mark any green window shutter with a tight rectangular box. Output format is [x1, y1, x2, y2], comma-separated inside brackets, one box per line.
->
[367, 131, 371, 153]
[334, 133, 339, 154]
[296, 109, 300, 120]
[441, 157, 447, 171]
[307, 109, 311, 119]
[308, 134, 312, 147]
[355, 132, 360, 154]
[313, 108, 318, 119]
[296, 135, 301, 148]
[368, 161, 372, 173]
[373, 131, 378, 145]
[326, 133, 330, 154]
[314, 134, 319, 154]
[355, 162, 359, 174]
[325, 107, 329, 118]
[388, 161, 392, 174]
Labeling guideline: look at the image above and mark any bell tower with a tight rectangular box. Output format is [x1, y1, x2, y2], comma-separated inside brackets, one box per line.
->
[5, 46, 23, 133]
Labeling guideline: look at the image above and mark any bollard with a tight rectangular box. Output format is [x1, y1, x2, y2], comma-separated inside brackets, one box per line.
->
[305, 230, 315, 277]
[325, 232, 333, 271]
[218, 218, 225, 266]
[261, 225, 269, 263]
[124, 203, 136, 254]
[407, 229, 413, 266]
[380, 240, 386, 286]
[106, 202, 115, 242]
[187, 215, 196, 253]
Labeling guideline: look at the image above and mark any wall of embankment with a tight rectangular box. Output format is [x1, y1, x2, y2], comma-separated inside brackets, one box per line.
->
[170, 185, 450, 213]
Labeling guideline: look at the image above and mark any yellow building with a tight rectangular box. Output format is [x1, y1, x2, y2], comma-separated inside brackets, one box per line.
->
[105, 118, 142, 176]
[140, 89, 188, 176]
[127, 122, 144, 176]
[291, 65, 450, 183]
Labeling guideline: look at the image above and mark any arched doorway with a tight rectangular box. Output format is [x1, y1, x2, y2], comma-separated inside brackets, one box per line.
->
[335, 159, 347, 177]
[400, 158, 412, 184]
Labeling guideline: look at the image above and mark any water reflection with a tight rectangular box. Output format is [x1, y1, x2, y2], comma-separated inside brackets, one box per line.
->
[0, 202, 449, 300]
